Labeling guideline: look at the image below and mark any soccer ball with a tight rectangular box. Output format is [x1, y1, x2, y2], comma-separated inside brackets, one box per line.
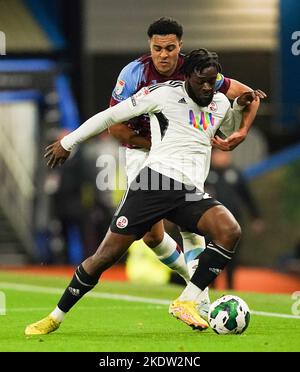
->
[208, 295, 250, 335]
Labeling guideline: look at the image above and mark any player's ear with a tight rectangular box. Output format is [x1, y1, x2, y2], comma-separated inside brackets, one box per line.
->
[179, 40, 183, 49]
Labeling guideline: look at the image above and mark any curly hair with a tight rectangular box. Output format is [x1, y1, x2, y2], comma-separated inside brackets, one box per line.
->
[182, 48, 222, 77]
[147, 17, 183, 39]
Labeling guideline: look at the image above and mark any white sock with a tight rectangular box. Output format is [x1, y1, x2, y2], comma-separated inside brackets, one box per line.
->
[179, 281, 208, 303]
[180, 232, 206, 277]
[50, 306, 66, 323]
[147, 232, 190, 283]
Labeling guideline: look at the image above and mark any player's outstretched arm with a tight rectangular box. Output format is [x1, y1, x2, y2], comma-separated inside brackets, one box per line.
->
[44, 102, 133, 169]
[212, 89, 266, 151]
[44, 86, 163, 168]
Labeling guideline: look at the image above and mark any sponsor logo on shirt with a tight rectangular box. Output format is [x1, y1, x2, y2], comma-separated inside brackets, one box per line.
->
[189, 110, 215, 131]
[115, 80, 125, 95]
[116, 216, 128, 229]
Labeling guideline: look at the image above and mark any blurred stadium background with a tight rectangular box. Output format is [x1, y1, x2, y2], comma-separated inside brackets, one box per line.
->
[0, 0, 300, 292]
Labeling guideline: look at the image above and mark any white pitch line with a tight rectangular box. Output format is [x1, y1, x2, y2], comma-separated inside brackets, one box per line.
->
[8, 307, 52, 312]
[0, 282, 169, 305]
[1, 281, 300, 320]
[250, 310, 300, 319]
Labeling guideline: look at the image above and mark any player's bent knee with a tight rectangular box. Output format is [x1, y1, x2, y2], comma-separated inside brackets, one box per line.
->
[143, 231, 164, 248]
[229, 221, 242, 246]
[218, 221, 241, 251]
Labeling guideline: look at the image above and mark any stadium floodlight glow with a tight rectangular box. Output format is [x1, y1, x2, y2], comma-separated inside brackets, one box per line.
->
[0, 31, 6, 55]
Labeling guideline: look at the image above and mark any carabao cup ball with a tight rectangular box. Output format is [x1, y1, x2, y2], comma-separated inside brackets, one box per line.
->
[208, 295, 250, 334]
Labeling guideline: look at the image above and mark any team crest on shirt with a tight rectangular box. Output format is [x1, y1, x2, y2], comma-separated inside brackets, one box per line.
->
[208, 101, 218, 112]
[115, 80, 126, 95]
[116, 216, 128, 229]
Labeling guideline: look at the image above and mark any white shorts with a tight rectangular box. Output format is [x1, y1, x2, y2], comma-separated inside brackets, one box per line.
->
[125, 148, 149, 185]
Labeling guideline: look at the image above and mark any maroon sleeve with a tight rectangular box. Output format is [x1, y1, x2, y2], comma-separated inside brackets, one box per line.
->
[218, 77, 231, 95]
[109, 97, 119, 107]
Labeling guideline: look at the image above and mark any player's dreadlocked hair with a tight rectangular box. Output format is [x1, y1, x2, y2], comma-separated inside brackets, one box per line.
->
[147, 17, 183, 39]
[182, 48, 222, 77]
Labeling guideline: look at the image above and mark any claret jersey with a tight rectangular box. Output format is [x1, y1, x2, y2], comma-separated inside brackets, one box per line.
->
[110, 54, 231, 147]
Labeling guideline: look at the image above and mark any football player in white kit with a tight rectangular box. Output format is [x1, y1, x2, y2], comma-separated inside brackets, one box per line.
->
[109, 18, 265, 316]
[25, 49, 265, 335]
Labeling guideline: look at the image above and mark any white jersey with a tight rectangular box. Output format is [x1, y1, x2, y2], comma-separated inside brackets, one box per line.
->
[61, 80, 243, 192]
[124, 148, 148, 185]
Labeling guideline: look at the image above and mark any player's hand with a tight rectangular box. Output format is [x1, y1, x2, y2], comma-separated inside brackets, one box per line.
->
[212, 128, 247, 151]
[237, 89, 267, 106]
[44, 140, 70, 168]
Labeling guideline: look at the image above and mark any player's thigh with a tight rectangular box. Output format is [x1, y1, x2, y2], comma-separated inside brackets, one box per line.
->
[143, 220, 165, 247]
[111, 170, 175, 239]
[167, 197, 221, 235]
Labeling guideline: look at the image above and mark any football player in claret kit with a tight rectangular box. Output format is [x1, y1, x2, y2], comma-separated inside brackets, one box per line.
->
[108, 17, 266, 315]
[25, 48, 265, 335]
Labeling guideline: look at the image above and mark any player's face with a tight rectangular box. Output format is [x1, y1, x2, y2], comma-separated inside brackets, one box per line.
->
[186, 66, 218, 106]
[149, 34, 182, 77]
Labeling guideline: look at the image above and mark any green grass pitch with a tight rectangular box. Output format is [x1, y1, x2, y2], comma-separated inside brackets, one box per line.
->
[0, 271, 299, 352]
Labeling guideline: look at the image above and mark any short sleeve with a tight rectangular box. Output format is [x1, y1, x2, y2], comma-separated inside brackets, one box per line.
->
[215, 73, 231, 95]
[110, 61, 143, 106]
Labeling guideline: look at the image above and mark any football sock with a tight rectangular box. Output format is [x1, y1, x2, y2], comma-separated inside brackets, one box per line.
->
[149, 232, 190, 283]
[180, 232, 206, 277]
[191, 241, 234, 290]
[56, 264, 99, 314]
[179, 281, 207, 303]
[178, 282, 211, 304]
[50, 306, 65, 322]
